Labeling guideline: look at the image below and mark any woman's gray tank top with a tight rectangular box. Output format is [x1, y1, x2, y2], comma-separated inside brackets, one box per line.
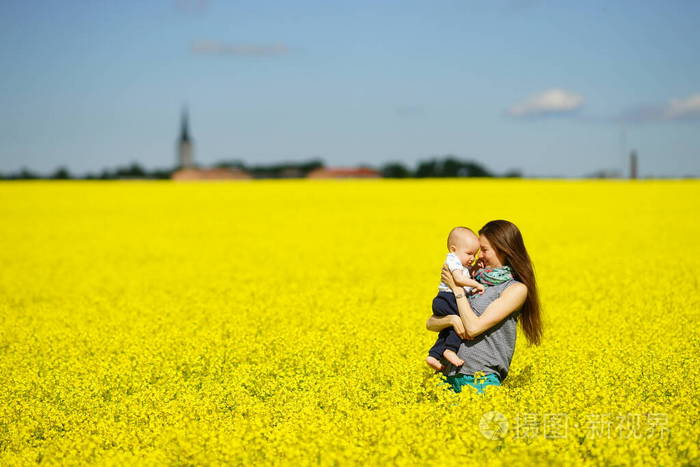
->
[441, 279, 521, 382]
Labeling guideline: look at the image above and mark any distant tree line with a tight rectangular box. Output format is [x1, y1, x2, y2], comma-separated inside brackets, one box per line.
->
[381, 156, 521, 178]
[0, 162, 172, 180]
[0, 156, 522, 180]
[212, 158, 324, 178]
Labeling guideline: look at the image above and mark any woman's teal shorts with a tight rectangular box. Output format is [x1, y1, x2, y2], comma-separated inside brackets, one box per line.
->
[442, 371, 501, 394]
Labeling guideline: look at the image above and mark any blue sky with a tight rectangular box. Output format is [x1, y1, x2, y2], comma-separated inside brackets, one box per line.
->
[1, 0, 698, 177]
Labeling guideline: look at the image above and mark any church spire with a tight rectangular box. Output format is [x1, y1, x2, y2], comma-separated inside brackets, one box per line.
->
[176, 105, 194, 169]
[179, 106, 191, 143]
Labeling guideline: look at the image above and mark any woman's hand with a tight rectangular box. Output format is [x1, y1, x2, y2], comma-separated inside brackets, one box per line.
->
[450, 315, 468, 339]
[441, 264, 460, 292]
[451, 315, 476, 340]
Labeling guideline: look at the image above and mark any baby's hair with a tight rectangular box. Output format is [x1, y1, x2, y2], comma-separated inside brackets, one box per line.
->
[447, 226, 476, 249]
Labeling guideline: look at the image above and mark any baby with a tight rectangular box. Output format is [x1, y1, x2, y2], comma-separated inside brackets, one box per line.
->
[426, 226, 485, 371]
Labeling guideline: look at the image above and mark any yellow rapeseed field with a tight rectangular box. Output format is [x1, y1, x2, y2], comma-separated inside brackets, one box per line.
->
[0, 179, 698, 465]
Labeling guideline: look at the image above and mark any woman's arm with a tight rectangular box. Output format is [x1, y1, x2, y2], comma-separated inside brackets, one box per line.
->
[426, 314, 468, 339]
[441, 265, 527, 338]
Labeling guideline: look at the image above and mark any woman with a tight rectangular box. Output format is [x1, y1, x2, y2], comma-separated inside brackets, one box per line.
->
[426, 219, 543, 394]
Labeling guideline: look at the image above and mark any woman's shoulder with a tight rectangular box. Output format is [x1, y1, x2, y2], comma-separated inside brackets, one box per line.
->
[506, 279, 527, 293]
[503, 280, 527, 296]
[501, 280, 527, 318]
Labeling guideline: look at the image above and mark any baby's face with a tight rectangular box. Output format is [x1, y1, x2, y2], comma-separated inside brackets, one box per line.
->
[453, 235, 480, 267]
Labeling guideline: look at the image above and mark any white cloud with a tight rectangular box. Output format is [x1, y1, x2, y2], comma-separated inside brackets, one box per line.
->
[663, 94, 700, 120]
[508, 88, 584, 117]
[620, 93, 700, 122]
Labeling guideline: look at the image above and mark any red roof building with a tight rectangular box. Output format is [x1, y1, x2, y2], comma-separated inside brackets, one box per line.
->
[307, 167, 381, 179]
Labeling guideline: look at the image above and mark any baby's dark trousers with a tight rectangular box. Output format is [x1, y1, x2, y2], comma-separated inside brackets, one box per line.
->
[428, 291, 463, 361]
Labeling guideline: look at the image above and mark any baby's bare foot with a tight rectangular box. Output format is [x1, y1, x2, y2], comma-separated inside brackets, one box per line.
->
[425, 356, 444, 371]
[443, 350, 464, 367]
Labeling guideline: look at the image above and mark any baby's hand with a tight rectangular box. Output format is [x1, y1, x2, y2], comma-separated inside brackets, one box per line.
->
[474, 283, 485, 294]
[469, 261, 483, 275]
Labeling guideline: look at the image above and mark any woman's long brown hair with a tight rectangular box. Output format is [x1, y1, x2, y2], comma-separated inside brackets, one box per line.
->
[479, 220, 543, 346]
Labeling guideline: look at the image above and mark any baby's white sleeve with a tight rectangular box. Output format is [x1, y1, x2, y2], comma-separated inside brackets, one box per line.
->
[445, 253, 463, 272]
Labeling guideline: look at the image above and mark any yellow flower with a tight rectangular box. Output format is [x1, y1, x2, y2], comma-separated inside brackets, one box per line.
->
[0, 179, 696, 465]
[473, 371, 487, 385]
